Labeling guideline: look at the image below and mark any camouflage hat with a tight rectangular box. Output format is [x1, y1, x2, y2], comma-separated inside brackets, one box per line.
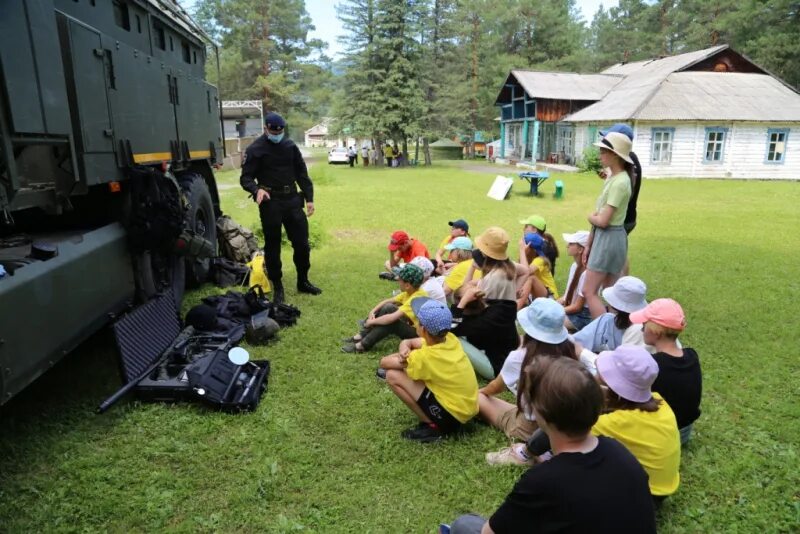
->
[397, 264, 424, 287]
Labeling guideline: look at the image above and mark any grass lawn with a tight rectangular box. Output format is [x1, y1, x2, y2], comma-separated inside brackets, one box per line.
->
[1, 161, 798, 532]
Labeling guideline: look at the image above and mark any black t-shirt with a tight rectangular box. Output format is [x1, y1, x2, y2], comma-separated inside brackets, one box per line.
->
[489, 437, 656, 534]
[451, 299, 518, 375]
[651, 348, 702, 429]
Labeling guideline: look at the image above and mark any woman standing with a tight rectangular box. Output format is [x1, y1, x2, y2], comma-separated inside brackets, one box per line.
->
[582, 132, 635, 318]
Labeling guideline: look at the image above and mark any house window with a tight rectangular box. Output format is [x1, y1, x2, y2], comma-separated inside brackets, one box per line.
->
[766, 129, 789, 164]
[704, 127, 727, 163]
[651, 128, 674, 163]
[557, 125, 574, 158]
[501, 105, 512, 121]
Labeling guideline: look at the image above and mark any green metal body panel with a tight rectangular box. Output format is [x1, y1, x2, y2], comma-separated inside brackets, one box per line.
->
[0, 223, 134, 404]
[0, 0, 223, 404]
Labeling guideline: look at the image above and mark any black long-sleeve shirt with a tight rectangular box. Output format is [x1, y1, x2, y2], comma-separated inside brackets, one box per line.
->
[240, 135, 314, 202]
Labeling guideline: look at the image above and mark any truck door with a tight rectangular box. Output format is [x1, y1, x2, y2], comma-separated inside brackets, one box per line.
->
[64, 20, 115, 156]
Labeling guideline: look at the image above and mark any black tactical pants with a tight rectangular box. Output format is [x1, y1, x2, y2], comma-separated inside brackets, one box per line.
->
[258, 194, 310, 284]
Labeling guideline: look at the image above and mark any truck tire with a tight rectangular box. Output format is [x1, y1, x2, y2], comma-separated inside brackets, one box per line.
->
[133, 250, 186, 305]
[181, 174, 217, 287]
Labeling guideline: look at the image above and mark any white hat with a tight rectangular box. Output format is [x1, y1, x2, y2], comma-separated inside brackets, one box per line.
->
[601, 276, 647, 313]
[409, 256, 434, 278]
[562, 230, 590, 248]
[517, 298, 569, 344]
[594, 131, 633, 164]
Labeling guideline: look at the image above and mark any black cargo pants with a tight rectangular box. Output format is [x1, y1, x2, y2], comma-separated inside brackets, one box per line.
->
[258, 193, 311, 284]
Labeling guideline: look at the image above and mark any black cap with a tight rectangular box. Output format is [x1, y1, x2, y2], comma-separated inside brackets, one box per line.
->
[448, 219, 469, 232]
[264, 112, 286, 130]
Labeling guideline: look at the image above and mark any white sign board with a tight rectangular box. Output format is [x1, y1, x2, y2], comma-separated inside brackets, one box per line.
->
[487, 175, 514, 201]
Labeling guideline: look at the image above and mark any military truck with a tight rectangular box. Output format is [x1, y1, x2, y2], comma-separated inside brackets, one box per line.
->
[0, 0, 225, 405]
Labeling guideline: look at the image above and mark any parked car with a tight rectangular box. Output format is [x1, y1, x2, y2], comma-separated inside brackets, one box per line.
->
[328, 147, 350, 164]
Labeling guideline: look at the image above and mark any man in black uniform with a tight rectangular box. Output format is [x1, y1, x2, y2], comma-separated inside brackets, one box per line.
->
[240, 112, 321, 304]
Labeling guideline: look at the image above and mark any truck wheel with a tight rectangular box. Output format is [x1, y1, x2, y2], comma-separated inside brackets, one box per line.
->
[133, 250, 186, 306]
[181, 174, 217, 286]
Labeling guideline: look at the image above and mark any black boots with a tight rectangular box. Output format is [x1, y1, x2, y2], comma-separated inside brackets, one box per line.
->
[297, 279, 322, 295]
[271, 282, 285, 304]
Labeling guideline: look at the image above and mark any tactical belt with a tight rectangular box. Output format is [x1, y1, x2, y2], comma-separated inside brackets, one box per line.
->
[263, 185, 297, 197]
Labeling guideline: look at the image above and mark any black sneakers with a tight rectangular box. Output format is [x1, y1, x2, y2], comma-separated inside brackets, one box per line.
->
[378, 271, 397, 281]
[401, 422, 445, 443]
[297, 280, 322, 295]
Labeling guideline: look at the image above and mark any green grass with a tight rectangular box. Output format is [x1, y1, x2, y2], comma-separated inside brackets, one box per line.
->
[1, 161, 799, 532]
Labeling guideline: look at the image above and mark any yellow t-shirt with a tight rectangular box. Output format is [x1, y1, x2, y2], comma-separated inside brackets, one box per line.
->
[439, 235, 454, 261]
[444, 260, 483, 291]
[531, 256, 559, 298]
[591, 393, 681, 496]
[393, 287, 428, 327]
[406, 333, 479, 423]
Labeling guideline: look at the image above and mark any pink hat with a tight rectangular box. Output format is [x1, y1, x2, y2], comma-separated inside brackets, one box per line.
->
[630, 298, 686, 331]
[596, 345, 658, 403]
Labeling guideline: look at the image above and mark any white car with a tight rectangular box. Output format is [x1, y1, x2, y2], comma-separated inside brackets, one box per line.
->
[328, 147, 350, 164]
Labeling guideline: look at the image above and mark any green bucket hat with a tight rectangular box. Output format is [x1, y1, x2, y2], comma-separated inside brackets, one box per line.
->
[397, 264, 424, 287]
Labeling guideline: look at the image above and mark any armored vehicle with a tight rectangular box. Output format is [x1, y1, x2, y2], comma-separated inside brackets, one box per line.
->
[0, 0, 224, 404]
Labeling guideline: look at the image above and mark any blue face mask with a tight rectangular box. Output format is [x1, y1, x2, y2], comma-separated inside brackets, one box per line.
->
[267, 132, 284, 143]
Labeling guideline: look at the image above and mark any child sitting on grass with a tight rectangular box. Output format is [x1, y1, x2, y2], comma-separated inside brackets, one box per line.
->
[379, 297, 479, 442]
[342, 264, 427, 353]
[445, 357, 656, 534]
[559, 230, 592, 331]
[631, 298, 701, 445]
[519, 232, 559, 301]
[479, 299, 575, 456]
[435, 219, 470, 269]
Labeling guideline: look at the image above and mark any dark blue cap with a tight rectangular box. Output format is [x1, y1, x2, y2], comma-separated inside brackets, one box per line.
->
[600, 123, 634, 140]
[264, 112, 286, 130]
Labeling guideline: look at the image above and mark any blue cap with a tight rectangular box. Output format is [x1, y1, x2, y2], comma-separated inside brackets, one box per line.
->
[517, 298, 568, 344]
[444, 236, 473, 251]
[600, 123, 634, 141]
[410, 297, 453, 336]
[264, 112, 286, 130]
[524, 232, 545, 254]
[448, 219, 469, 232]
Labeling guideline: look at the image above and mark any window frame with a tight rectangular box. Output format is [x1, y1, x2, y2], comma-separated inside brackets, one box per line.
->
[650, 127, 675, 164]
[765, 128, 789, 165]
[703, 127, 728, 164]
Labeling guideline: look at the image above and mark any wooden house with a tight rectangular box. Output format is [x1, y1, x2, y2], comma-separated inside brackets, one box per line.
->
[496, 45, 800, 178]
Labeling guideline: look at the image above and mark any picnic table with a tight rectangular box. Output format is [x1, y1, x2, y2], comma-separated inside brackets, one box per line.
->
[518, 171, 550, 196]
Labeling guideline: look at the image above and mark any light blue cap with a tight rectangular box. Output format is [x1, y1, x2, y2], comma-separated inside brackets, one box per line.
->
[444, 236, 473, 251]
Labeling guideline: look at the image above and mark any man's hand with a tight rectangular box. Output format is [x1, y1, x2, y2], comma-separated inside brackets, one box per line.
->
[305, 202, 315, 217]
[255, 189, 270, 205]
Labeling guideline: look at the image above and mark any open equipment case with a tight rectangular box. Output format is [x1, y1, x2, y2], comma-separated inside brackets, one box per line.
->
[98, 291, 270, 413]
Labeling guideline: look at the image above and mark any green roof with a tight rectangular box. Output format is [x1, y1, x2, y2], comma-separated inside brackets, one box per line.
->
[429, 138, 463, 147]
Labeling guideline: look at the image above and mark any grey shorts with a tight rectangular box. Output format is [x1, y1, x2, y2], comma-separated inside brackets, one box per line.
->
[587, 225, 627, 274]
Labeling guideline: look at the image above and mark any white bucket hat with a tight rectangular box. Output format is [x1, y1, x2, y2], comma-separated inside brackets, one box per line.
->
[594, 131, 633, 164]
[601, 276, 647, 313]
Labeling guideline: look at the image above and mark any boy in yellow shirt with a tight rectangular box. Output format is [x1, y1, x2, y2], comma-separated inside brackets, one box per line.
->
[342, 264, 427, 353]
[379, 297, 479, 442]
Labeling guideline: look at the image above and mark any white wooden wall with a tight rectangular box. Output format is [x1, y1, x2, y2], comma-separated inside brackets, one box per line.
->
[573, 121, 800, 179]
